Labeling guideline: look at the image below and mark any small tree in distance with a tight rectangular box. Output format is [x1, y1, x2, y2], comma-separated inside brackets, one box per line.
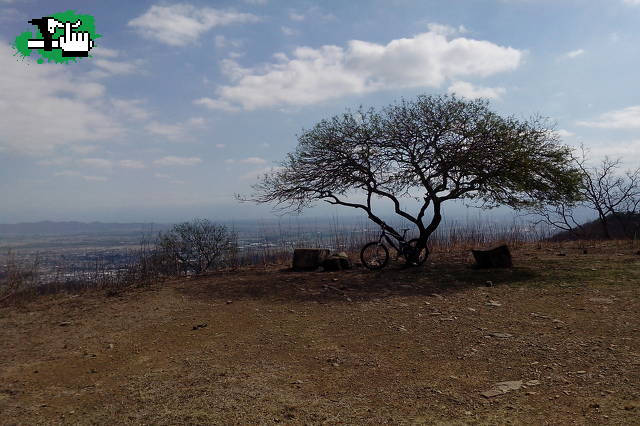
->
[156, 219, 235, 275]
[244, 94, 583, 260]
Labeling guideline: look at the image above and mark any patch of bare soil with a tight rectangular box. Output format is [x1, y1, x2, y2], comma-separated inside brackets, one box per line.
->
[1, 243, 639, 425]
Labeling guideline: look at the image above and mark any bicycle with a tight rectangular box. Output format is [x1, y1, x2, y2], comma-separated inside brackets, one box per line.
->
[360, 227, 429, 270]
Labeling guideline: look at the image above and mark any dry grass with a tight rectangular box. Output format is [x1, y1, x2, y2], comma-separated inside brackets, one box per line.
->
[0, 241, 638, 425]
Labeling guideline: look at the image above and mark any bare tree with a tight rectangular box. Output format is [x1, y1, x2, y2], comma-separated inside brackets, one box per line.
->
[244, 94, 582, 258]
[156, 219, 235, 275]
[531, 148, 640, 238]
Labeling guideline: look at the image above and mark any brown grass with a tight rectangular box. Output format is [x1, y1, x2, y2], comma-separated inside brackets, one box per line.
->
[0, 241, 639, 424]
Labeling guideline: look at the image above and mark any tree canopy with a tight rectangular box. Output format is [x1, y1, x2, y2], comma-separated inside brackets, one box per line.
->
[247, 94, 583, 245]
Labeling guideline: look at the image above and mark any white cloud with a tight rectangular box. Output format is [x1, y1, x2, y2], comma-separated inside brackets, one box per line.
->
[83, 175, 109, 182]
[244, 0, 268, 4]
[427, 23, 468, 36]
[556, 129, 574, 138]
[215, 35, 227, 48]
[623, 0, 640, 5]
[91, 46, 120, 58]
[214, 35, 243, 49]
[69, 145, 98, 155]
[118, 159, 146, 169]
[146, 117, 207, 141]
[587, 139, 640, 163]
[128, 4, 260, 46]
[289, 11, 305, 21]
[146, 122, 185, 141]
[88, 47, 144, 78]
[281, 26, 296, 36]
[216, 143, 226, 148]
[187, 117, 206, 126]
[0, 42, 121, 155]
[200, 25, 522, 110]
[577, 106, 640, 129]
[154, 173, 171, 179]
[54, 170, 81, 177]
[565, 49, 585, 59]
[447, 81, 506, 99]
[78, 158, 113, 169]
[93, 58, 142, 75]
[240, 166, 282, 181]
[38, 157, 72, 166]
[239, 156, 267, 164]
[111, 99, 151, 121]
[153, 156, 203, 166]
[194, 97, 239, 111]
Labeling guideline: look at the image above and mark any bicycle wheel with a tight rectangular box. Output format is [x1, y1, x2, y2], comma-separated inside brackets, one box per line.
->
[406, 239, 429, 266]
[360, 242, 389, 270]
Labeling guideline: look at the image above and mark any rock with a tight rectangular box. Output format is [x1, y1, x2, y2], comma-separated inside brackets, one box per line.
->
[486, 300, 502, 307]
[481, 389, 505, 398]
[292, 248, 330, 271]
[496, 381, 523, 392]
[488, 332, 513, 338]
[59, 321, 72, 327]
[485, 280, 494, 287]
[525, 380, 541, 386]
[322, 253, 352, 271]
[481, 380, 523, 398]
[471, 245, 512, 268]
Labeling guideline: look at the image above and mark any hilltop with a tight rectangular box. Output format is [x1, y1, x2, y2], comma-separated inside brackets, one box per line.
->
[551, 212, 640, 241]
[1, 241, 638, 424]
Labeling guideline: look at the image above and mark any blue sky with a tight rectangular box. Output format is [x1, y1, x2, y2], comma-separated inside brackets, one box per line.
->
[1, 0, 639, 223]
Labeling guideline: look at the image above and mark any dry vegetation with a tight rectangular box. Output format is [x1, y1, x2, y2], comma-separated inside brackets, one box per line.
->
[1, 240, 639, 425]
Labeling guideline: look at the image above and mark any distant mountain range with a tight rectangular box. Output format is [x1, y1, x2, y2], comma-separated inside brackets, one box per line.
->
[0, 221, 170, 236]
[0, 217, 364, 236]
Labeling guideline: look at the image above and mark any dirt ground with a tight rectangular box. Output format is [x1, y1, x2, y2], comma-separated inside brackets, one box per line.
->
[1, 242, 639, 425]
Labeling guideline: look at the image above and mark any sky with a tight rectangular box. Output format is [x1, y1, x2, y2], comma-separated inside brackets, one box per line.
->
[0, 0, 639, 223]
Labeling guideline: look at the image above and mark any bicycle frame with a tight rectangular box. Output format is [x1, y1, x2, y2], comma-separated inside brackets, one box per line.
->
[361, 226, 428, 269]
[376, 228, 409, 253]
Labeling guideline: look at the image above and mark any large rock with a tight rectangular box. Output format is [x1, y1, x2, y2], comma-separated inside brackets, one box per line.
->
[322, 252, 352, 271]
[292, 248, 330, 271]
[471, 245, 512, 268]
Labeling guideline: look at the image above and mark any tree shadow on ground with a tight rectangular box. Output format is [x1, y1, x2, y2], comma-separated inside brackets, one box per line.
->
[173, 259, 539, 304]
